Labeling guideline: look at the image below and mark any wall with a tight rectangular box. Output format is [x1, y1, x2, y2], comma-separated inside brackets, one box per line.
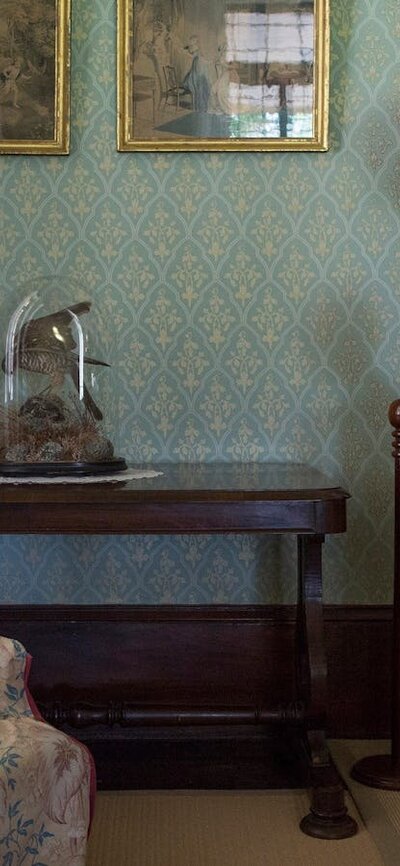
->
[0, 0, 399, 605]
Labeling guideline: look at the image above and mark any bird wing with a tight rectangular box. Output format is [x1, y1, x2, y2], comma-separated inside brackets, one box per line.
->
[70, 352, 110, 367]
[16, 301, 92, 353]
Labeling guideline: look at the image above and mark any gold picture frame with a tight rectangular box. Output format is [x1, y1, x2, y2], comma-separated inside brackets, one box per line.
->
[117, 0, 329, 152]
[0, 0, 70, 155]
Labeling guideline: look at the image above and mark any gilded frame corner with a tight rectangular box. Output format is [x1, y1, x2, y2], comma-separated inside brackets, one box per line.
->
[0, 0, 71, 156]
[117, 0, 329, 153]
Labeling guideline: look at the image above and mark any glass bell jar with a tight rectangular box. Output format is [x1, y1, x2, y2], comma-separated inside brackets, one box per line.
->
[0, 277, 127, 476]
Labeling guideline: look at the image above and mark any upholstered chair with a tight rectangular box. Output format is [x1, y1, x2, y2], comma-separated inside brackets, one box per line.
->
[0, 635, 95, 866]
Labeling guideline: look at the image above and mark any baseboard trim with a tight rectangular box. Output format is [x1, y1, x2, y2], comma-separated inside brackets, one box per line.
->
[0, 602, 390, 621]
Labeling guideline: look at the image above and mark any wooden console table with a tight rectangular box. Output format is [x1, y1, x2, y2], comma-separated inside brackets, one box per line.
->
[0, 462, 356, 839]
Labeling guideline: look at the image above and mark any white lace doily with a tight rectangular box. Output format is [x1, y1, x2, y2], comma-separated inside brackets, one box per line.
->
[0, 468, 163, 484]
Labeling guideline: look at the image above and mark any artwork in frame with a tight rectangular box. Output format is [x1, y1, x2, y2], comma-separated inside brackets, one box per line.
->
[117, 0, 329, 152]
[0, 0, 70, 155]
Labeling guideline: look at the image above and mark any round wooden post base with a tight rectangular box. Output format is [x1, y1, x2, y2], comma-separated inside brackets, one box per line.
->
[300, 812, 358, 840]
[351, 754, 400, 789]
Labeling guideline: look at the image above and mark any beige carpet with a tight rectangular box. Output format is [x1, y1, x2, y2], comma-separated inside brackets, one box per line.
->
[86, 788, 384, 866]
[331, 739, 400, 866]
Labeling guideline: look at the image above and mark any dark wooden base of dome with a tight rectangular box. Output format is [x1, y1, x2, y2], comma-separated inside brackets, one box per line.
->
[0, 457, 128, 477]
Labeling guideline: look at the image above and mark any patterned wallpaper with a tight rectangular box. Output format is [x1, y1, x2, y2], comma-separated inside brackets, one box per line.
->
[0, 0, 399, 605]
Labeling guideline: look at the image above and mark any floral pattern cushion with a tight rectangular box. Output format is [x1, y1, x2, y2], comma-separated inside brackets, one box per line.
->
[0, 636, 95, 866]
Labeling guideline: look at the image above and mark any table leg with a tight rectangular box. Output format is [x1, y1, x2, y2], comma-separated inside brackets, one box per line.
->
[296, 535, 358, 839]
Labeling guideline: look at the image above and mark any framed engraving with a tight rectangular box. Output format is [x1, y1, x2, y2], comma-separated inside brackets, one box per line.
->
[0, 0, 70, 155]
[118, 0, 329, 152]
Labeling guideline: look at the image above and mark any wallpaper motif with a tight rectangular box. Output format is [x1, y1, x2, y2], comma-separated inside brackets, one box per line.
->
[0, 0, 399, 605]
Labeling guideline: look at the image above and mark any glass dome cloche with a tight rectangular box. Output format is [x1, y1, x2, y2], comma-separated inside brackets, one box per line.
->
[0, 278, 127, 476]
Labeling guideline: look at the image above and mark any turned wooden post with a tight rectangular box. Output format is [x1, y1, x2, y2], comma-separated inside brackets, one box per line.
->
[351, 399, 400, 788]
[389, 399, 400, 769]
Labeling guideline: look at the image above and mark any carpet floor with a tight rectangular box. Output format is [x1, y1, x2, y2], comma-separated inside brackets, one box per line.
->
[86, 787, 384, 866]
[331, 739, 400, 866]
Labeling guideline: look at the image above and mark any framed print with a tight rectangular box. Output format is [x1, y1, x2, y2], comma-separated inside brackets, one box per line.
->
[117, 0, 329, 152]
[0, 0, 70, 155]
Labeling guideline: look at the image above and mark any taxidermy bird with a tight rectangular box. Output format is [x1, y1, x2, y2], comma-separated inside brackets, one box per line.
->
[1, 301, 109, 421]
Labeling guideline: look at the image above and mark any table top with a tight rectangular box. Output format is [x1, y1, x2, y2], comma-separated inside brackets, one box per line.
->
[0, 463, 348, 535]
[0, 462, 348, 500]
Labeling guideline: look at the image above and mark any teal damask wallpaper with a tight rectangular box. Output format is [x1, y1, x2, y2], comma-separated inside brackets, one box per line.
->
[0, 0, 399, 605]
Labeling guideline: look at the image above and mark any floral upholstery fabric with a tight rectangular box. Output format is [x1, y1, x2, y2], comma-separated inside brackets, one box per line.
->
[0, 636, 95, 866]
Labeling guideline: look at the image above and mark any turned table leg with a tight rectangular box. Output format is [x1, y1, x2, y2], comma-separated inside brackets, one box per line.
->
[296, 535, 357, 838]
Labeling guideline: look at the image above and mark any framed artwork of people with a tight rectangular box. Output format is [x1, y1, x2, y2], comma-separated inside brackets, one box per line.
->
[0, 0, 70, 155]
[117, 0, 330, 152]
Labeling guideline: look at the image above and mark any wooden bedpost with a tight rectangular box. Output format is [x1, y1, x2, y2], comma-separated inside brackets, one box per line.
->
[351, 399, 400, 788]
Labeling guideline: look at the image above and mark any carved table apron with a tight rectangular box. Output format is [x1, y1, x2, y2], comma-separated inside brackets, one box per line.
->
[0, 462, 356, 839]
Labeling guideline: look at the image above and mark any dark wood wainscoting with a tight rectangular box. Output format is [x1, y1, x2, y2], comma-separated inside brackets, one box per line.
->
[0, 605, 391, 789]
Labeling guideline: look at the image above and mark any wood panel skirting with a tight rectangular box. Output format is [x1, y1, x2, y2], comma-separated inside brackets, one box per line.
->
[0, 603, 388, 789]
[0, 603, 391, 740]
